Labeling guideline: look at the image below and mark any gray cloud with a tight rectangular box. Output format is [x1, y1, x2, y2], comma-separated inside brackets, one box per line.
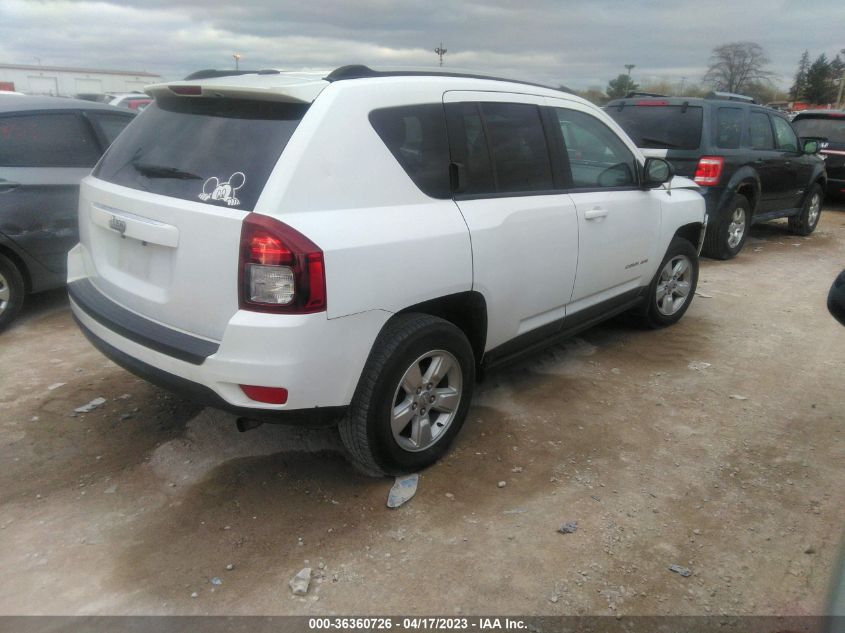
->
[0, 0, 842, 89]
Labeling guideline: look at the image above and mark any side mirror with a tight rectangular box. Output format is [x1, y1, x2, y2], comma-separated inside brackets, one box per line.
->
[642, 157, 674, 188]
[829, 269, 845, 327]
[802, 139, 820, 154]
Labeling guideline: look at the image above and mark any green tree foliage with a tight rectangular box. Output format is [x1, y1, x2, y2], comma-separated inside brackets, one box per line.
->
[606, 74, 639, 99]
[703, 41, 774, 94]
[790, 50, 811, 100]
[804, 54, 836, 104]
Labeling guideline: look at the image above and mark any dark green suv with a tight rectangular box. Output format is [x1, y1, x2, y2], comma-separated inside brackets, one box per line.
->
[605, 92, 827, 259]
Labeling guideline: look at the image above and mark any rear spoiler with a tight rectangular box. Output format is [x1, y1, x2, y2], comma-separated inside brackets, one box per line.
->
[145, 76, 328, 104]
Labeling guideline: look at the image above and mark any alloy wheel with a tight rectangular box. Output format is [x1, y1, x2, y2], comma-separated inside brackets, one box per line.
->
[656, 255, 693, 316]
[727, 206, 746, 249]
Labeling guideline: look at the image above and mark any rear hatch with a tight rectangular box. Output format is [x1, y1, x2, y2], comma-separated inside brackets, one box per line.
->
[605, 100, 704, 177]
[792, 113, 845, 184]
[78, 75, 322, 341]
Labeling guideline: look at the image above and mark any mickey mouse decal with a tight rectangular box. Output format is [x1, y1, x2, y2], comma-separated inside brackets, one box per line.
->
[199, 172, 246, 206]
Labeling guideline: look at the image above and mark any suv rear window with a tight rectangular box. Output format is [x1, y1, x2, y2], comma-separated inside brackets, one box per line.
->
[0, 112, 102, 167]
[95, 97, 308, 211]
[792, 116, 845, 144]
[606, 105, 703, 150]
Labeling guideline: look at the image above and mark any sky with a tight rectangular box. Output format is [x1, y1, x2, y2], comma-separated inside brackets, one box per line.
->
[0, 0, 843, 91]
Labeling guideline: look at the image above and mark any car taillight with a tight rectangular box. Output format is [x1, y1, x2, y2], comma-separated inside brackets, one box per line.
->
[239, 213, 326, 314]
[694, 156, 725, 186]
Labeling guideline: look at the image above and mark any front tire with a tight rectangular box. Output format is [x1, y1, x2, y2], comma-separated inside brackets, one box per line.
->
[637, 237, 699, 329]
[0, 254, 25, 331]
[789, 184, 823, 236]
[702, 194, 751, 260]
[339, 314, 475, 476]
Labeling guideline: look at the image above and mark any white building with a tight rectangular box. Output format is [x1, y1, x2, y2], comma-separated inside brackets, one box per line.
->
[0, 63, 163, 97]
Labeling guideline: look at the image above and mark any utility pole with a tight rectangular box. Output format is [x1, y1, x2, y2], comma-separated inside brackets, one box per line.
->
[625, 64, 635, 76]
[435, 43, 447, 67]
[233, 52, 241, 71]
[679, 76, 687, 96]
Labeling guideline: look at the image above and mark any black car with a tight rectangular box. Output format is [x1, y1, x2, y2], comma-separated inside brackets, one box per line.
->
[605, 92, 827, 259]
[0, 96, 135, 329]
[792, 110, 845, 200]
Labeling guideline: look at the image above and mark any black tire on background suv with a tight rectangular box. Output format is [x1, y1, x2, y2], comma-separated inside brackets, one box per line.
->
[702, 194, 751, 260]
[0, 253, 25, 331]
[339, 314, 475, 476]
[788, 184, 823, 236]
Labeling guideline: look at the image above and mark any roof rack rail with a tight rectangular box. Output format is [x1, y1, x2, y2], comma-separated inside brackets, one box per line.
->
[324, 64, 573, 95]
[705, 91, 755, 103]
[624, 91, 668, 99]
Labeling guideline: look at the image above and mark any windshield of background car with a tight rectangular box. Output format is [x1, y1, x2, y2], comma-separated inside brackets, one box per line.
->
[94, 96, 308, 211]
[606, 104, 703, 150]
[792, 117, 845, 144]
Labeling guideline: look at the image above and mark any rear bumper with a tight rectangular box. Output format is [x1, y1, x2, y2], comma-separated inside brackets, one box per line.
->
[68, 256, 390, 419]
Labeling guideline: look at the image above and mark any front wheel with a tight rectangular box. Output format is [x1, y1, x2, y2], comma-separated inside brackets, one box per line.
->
[789, 184, 823, 236]
[636, 237, 699, 329]
[339, 314, 475, 476]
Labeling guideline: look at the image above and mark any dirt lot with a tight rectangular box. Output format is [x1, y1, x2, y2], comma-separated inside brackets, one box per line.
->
[1, 204, 843, 616]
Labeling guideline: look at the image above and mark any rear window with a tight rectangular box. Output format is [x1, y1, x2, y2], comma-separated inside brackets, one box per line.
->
[95, 97, 308, 211]
[0, 112, 102, 167]
[792, 117, 845, 144]
[606, 105, 703, 150]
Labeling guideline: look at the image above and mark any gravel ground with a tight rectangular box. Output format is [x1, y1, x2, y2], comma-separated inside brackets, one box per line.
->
[0, 203, 843, 616]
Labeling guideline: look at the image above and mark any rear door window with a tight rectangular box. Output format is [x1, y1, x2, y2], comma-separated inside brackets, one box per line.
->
[369, 104, 450, 198]
[479, 102, 553, 192]
[94, 97, 308, 211]
[715, 108, 743, 149]
[0, 112, 101, 167]
[605, 104, 703, 150]
[749, 112, 775, 150]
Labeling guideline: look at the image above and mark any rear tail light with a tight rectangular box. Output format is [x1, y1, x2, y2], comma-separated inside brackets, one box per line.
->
[169, 85, 202, 96]
[239, 213, 326, 314]
[694, 156, 725, 186]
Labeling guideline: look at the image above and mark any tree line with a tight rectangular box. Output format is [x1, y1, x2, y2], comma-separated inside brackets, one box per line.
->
[576, 42, 844, 108]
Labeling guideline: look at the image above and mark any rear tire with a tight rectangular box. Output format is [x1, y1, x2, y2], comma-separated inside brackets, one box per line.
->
[636, 237, 698, 329]
[702, 194, 751, 260]
[0, 254, 25, 331]
[788, 184, 823, 236]
[339, 314, 475, 477]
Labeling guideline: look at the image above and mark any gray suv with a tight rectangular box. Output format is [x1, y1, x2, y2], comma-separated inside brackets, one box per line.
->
[0, 96, 134, 328]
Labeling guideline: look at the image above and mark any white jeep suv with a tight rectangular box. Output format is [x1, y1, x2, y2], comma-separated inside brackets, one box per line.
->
[68, 66, 706, 476]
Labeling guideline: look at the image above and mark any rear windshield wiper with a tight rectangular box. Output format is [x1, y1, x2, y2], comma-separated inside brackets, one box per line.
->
[132, 161, 202, 180]
[639, 137, 685, 149]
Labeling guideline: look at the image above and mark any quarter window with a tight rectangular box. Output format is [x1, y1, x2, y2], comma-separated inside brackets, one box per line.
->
[749, 112, 775, 150]
[715, 108, 743, 149]
[0, 112, 101, 167]
[87, 112, 133, 146]
[369, 104, 451, 198]
[771, 115, 799, 152]
[554, 108, 636, 188]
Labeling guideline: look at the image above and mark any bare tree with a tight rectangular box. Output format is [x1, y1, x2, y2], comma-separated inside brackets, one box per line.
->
[704, 42, 775, 94]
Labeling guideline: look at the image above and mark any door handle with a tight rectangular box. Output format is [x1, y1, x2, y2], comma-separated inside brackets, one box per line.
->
[0, 181, 20, 193]
[584, 208, 609, 220]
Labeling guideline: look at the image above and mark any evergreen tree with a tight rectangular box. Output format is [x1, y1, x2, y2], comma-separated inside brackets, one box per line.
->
[789, 50, 811, 100]
[804, 54, 834, 104]
[606, 74, 639, 99]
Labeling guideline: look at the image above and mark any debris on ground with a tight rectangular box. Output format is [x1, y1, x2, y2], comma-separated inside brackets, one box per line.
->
[729, 394, 749, 401]
[289, 567, 312, 595]
[687, 361, 711, 372]
[47, 382, 65, 391]
[210, 577, 222, 586]
[503, 508, 527, 515]
[695, 291, 713, 298]
[497, 480, 507, 488]
[74, 397, 106, 413]
[558, 521, 579, 534]
[226, 564, 235, 571]
[668, 564, 692, 577]
[386, 474, 418, 508]
[190, 592, 198, 598]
